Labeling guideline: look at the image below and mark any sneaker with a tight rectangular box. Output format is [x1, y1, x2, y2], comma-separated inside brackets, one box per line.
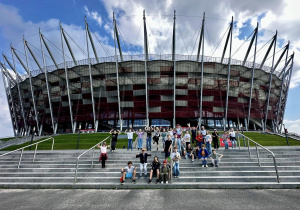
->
[138, 175, 141, 179]
[166, 181, 168, 184]
[121, 180, 125, 185]
[216, 165, 219, 167]
[185, 156, 187, 159]
[192, 160, 194, 162]
[205, 165, 208, 167]
[148, 179, 152, 184]
[202, 165, 204, 167]
[155, 179, 159, 184]
[144, 175, 148, 179]
[177, 176, 180, 178]
[132, 179, 136, 184]
[161, 181, 164, 184]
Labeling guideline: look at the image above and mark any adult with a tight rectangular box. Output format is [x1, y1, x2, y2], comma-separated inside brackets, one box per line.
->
[135, 129, 144, 150]
[205, 131, 212, 154]
[148, 156, 160, 184]
[164, 134, 172, 162]
[229, 128, 238, 149]
[136, 148, 151, 179]
[121, 161, 136, 184]
[125, 128, 133, 151]
[200, 126, 207, 144]
[212, 129, 220, 150]
[188, 123, 199, 146]
[109, 129, 121, 152]
[153, 126, 161, 151]
[145, 126, 153, 151]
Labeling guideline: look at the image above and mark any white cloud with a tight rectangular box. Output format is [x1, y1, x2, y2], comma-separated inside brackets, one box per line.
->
[283, 118, 300, 135]
[84, 5, 102, 26]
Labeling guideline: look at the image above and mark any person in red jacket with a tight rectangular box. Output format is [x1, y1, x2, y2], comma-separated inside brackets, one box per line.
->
[195, 131, 203, 147]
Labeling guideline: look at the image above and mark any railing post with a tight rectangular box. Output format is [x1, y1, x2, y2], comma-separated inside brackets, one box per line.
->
[255, 144, 261, 167]
[74, 158, 79, 183]
[273, 155, 280, 183]
[110, 137, 112, 152]
[51, 137, 55, 152]
[18, 148, 24, 169]
[33, 144, 38, 162]
[238, 135, 241, 150]
[247, 138, 251, 158]
[91, 146, 95, 169]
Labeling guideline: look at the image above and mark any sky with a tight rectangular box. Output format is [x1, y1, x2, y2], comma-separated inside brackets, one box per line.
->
[0, 0, 300, 137]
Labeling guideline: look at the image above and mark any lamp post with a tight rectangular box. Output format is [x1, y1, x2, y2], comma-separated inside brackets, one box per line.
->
[77, 124, 81, 150]
[283, 124, 289, 146]
[241, 123, 246, 146]
[29, 127, 36, 150]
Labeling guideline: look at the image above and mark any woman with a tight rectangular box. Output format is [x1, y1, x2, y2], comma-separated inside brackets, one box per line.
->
[148, 156, 161, 184]
[135, 129, 144, 150]
[109, 129, 121, 152]
[222, 131, 229, 149]
[153, 127, 161, 151]
[212, 129, 219, 150]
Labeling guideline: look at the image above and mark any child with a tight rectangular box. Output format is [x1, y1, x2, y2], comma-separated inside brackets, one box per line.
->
[160, 160, 171, 184]
[229, 128, 238, 149]
[161, 128, 167, 149]
[201, 126, 207, 139]
[223, 131, 229, 149]
[171, 146, 181, 178]
[121, 161, 136, 184]
[164, 135, 172, 162]
[125, 128, 133, 151]
[153, 126, 160, 151]
[198, 144, 209, 167]
[183, 130, 191, 148]
[136, 148, 151, 179]
[188, 122, 199, 146]
[193, 145, 200, 161]
[168, 127, 174, 140]
[212, 129, 219, 150]
[186, 143, 194, 162]
[109, 129, 121, 152]
[148, 156, 160, 184]
[97, 142, 110, 168]
[145, 126, 153, 151]
[209, 149, 223, 167]
[174, 135, 181, 154]
[205, 131, 212, 155]
[196, 131, 203, 147]
[135, 129, 144, 150]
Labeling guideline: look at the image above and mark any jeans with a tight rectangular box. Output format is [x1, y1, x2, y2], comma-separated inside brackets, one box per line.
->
[206, 143, 212, 155]
[111, 141, 117, 151]
[224, 141, 229, 149]
[138, 138, 143, 149]
[231, 138, 237, 149]
[127, 139, 132, 150]
[173, 162, 180, 176]
[197, 142, 202, 147]
[146, 137, 151, 151]
[162, 137, 166, 149]
[211, 159, 220, 167]
[201, 158, 207, 166]
[176, 139, 181, 153]
[140, 163, 147, 176]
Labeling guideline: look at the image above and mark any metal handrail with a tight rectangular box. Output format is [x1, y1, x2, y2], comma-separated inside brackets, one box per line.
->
[239, 133, 280, 183]
[74, 136, 110, 183]
[0, 136, 55, 169]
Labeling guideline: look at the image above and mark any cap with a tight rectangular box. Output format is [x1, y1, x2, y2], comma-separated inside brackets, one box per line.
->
[142, 148, 146, 151]
[163, 161, 167, 164]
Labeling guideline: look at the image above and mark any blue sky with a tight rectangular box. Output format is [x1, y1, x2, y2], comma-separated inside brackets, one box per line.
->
[0, 0, 300, 137]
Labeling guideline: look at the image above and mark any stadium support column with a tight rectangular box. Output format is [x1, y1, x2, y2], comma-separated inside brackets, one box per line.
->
[264, 31, 277, 132]
[60, 23, 75, 134]
[113, 13, 123, 130]
[84, 19, 97, 131]
[275, 42, 289, 133]
[197, 13, 205, 126]
[280, 53, 294, 133]
[0, 67, 16, 136]
[12, 46, 40, 135]
[143, 10, 149, 127]
[172, 10, 176, 127]
[224, 17, 233, 131]
[3, 53, 27, 136]
[39, 30, 55, 134]
[247, 23, 258, 131]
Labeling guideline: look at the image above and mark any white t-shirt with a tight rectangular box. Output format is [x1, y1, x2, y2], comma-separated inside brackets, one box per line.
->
[229, 131, 236, 138]
[184, 134, 191, 143]
[125, 166, 135, 173]
[176, 128, 182, 135]
[171, 152, 181, 163]
[100, 146, 107, 153]
[127, 132, 133, 139]
[205, 134, 212, 144]
[168, 131, 174, 138]
[201, 130, 207, 136]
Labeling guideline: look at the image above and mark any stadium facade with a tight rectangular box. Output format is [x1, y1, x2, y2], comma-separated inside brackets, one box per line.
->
[0, 11, 295, 136]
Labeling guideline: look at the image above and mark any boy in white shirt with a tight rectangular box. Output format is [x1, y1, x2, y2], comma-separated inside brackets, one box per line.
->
[205, 131, 212, 155]
[171, 146, 181, 178]
[125, 128, 134, 151]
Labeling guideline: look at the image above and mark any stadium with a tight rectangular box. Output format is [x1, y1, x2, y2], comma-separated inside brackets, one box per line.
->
[0, 12, 294, 136]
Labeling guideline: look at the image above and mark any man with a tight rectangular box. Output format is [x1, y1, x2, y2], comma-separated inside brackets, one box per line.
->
[136, 148, 151, 179]
[121, 161, 136, 184]
[188, 123, 199, 146]
[160, 161, 171, 184]
[125, 128, 134, 151]
[209, 149, 223, 167]
[145, 126, 153, 151]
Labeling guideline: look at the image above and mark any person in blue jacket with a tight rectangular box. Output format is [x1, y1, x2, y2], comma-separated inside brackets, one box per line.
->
[198, 144, 209, 167]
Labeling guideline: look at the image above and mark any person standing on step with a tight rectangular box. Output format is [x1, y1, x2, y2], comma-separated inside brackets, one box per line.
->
[223, 131, 230, 149]
[97, 142, 110, 168]
[198, 144, 209, 167]
[212, 129, 220, 150]
[201, 126, 207, 142]
[205, 131, 212, 155]
[160, 160, 171, 184]
[171, 146, 181, 178]
[109, 129, 121, 152]
[209, 149, 223, 167]
[190, 122, 199, 147]
[125, 128, 134, 151]
[184, 129, 191, 149]
[121, 161, 136, 185]
[229, 128, 238, 150]
[145, 126, 153, 151]
[136, 148, 151, 179]
[164, 134, 172, 162]
[153, 126, 161, 151]
[196, 131, 203, 147]
[161, 128, 167, 150]
[148, 156, 160, 184]
[135, 129, 144, 150]
[168, 127, 174, 141]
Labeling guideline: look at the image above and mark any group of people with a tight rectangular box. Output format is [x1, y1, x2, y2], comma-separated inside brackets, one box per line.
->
[99, 124, 239, 184]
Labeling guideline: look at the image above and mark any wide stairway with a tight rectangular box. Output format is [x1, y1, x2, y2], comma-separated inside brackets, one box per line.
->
[0, 147, 300, 189]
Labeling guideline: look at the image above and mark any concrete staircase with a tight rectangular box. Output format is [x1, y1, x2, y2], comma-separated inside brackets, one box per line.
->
[0, 147, 300, 189]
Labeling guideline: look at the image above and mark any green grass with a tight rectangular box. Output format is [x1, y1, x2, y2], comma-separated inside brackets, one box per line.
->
[1, 133, 137, 151]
